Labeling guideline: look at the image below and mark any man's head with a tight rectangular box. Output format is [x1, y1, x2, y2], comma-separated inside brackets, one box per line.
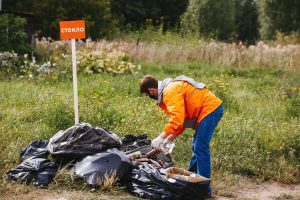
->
[140, 75, 158, 100]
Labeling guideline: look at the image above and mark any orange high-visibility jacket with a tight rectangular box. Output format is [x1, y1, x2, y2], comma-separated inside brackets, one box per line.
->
[159, 81, 222, 136]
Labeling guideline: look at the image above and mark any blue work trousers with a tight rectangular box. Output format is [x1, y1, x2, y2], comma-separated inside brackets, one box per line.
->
[188, 104, 224, 192]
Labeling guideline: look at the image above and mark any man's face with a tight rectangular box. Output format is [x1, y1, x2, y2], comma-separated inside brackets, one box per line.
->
[147, 88, 158, 100]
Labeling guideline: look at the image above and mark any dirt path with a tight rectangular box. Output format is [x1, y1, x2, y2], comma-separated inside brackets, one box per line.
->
[216, 181, 300, 200]
[2, 180, 300, 200]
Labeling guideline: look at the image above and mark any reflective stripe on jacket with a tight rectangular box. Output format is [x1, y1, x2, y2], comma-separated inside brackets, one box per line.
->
[159, 81, 222, 136]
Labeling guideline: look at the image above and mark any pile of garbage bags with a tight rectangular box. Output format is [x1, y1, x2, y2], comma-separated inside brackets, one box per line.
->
[6, 122, 210, 200]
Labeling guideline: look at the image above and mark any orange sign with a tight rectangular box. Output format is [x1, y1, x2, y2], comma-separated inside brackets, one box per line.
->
[60, 20, 86, 40]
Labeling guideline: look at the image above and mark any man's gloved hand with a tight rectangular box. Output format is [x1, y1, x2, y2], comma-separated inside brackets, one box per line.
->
[162, 138, 171, 146]
[151, 136, 164, 150]
[161, 138, 175, 154]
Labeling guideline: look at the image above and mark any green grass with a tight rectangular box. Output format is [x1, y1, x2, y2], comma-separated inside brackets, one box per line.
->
[0, 61, 300, 197]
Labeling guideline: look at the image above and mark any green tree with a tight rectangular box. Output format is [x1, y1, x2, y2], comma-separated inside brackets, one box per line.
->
[4, 0, 116, 40]
[157, 0, 189, 31]
[182, 0, 235, 41]
[0, 14, 31, 54]
[110, 0, 188, 31]
[111, 0, 161, 30]
[43, 0, 116, 40]
[235, 0, 260, 44]
[199, 0, 235, 41]
[182, 0, 260, 43]
[259, 0, 300, 39]
[181, 0, 202, 35]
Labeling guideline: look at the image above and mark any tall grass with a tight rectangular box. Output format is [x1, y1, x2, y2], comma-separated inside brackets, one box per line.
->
[91, 39, 300, 69]
[35, 31, 300, 71]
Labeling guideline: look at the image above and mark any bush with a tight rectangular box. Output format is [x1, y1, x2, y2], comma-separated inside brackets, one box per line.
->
[273, 32, 300, 45]
[77, 49, 141, 74]
[0, 43, 141, 80]
[0, 52, 37, 79]
[0, 14, 32, 54]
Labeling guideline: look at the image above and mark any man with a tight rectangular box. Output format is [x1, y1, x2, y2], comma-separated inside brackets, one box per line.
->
[140, 75, 224, 195]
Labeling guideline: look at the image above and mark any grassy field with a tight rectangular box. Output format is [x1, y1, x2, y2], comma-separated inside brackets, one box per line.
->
[0, 46, 300, 198]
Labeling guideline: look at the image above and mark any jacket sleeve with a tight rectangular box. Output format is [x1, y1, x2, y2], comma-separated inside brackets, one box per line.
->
[163, 85, 185, 136]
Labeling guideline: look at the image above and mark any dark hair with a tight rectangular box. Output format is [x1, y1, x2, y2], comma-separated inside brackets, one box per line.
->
[140, 75, 158, 94]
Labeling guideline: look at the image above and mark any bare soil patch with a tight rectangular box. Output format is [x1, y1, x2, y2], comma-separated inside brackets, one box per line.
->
[216, 180, 300, 200]
[1, 180, 299, 200]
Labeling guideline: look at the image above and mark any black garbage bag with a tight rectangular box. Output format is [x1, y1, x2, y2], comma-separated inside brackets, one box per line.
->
[121, 134, 148, 145]
[20, 140, 49, 161]
[120, 134, 151, 152]
[72, 148, 132, 188]
[127, 163, 209, 200]
[6, 158, 57, 187]
[47, 123, 122, 165]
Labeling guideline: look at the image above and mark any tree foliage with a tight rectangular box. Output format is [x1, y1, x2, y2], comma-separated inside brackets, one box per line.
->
[199, 0, 236, 41]
[111, 0, 161, 30]
[182, 0, 260, 43]
[235, 0, 260, 44]
[110, 0, 188, 31]
[259, 0, 300, 39]
[1, 0, 300, 43]
[3, 0, 116, 40]
[0, 14, 31, 53]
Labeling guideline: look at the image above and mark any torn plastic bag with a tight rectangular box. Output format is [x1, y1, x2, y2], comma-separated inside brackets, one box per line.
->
[47, 123, 122, 165]
[71, 148, 132, 188]
[20, 140, 49, 161]
[6, 158, 57, 187]
[127, 163, 209, 200]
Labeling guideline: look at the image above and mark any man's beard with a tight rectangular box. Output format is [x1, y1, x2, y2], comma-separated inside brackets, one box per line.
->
[149, 94, 157, 100]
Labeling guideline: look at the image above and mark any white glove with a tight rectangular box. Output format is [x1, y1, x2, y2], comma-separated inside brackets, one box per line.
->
[151, 136, 164, 150]
[162, 139, 175, 154]
[162, 138, 171, 146]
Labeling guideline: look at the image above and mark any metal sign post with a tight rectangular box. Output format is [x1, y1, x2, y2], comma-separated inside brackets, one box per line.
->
[71, 38, 79, 124]
[60, 20, 85, 125]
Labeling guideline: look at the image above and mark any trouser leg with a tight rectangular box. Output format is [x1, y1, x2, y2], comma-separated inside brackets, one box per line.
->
[189, 104, 224, 191]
